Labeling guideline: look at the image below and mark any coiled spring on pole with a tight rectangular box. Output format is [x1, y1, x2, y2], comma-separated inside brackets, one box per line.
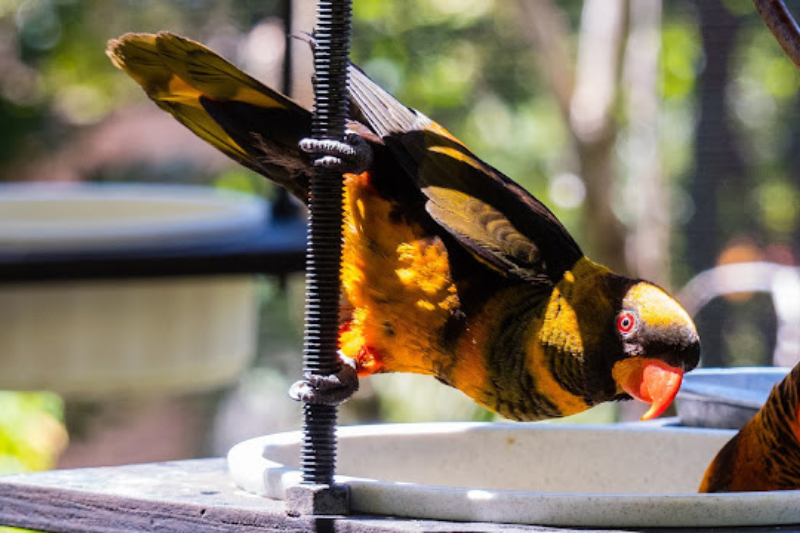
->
[301, 0, 352, 486]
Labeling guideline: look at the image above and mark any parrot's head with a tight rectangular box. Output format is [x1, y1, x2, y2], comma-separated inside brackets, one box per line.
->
[606, 279, 700, 420]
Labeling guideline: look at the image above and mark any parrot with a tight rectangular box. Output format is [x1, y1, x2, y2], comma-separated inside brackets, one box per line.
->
[699, 362, 800, 492]
[106, 32, 700, 422]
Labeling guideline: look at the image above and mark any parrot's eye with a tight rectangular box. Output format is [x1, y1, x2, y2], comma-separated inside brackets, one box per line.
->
[617, 312, 637, 336]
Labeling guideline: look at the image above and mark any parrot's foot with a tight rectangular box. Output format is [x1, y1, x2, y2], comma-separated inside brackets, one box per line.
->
[299, 131, 373, 175]
[288, 355, 359, 406]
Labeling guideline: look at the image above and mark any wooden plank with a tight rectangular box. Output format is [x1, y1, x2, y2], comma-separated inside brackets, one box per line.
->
[0, 459, 569, 533]
[0, 459, 294, 533]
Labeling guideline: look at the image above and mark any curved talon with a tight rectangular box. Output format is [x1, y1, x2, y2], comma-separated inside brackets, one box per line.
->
[289, 356, 359, 406]
[315, 155, 350, 169]
[300, 132, 373, 175]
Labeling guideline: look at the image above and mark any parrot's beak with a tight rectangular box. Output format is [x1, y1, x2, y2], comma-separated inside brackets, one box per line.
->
[612, 358, 684, 421]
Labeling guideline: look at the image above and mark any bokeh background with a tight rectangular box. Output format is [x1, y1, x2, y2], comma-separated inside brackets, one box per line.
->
[1, 0, 799, 481]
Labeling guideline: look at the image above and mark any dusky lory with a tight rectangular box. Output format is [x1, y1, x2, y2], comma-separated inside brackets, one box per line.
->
[700, 362, 800, 492]
[107, 32, 700, 422]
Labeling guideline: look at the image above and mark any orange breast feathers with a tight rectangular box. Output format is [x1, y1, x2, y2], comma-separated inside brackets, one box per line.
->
[339, 172, 461, 377]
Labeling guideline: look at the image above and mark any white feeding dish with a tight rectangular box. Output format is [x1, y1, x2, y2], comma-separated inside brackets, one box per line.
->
[677, 367, 791, 429]
[228, 422, 800, 528]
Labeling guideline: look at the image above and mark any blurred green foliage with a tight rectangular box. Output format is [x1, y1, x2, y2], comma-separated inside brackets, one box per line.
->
[0, 0, 798, 439]
[1, 0, 797, 251]
[0, 392, 65, 474]
[351, 0, 571, 228]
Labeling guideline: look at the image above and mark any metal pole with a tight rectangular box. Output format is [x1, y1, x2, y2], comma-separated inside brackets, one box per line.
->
[288, 0, 352, 516]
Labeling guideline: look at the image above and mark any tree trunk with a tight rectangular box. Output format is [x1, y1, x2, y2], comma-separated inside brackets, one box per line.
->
[626, 0, 669, 286]
[516, 0, 630, 273]
[689, 0, 745, 367]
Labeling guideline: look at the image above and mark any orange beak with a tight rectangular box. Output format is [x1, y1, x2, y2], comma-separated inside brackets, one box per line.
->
[612, 358, 684, 421]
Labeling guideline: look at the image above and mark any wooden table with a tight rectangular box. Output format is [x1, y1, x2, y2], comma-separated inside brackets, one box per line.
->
[1, 458, 799, 533]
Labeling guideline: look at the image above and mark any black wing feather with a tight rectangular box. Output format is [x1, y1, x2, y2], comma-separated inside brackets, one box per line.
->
[347, 64, 583, 282]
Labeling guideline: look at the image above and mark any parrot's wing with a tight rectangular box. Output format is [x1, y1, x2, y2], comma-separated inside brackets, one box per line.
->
[348, 64, 583, 282]
[107, 32, 312, 200]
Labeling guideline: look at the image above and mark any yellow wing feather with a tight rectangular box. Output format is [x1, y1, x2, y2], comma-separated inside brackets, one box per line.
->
[107, 33, 251, 163]
[107, 32, 311, 184]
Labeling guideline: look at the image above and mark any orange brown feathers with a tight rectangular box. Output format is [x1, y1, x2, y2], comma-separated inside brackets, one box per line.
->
[700, 363, 800, 493]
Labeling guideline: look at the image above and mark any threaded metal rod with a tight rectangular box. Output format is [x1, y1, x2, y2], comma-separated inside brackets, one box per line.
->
[301, 0, 352, 486]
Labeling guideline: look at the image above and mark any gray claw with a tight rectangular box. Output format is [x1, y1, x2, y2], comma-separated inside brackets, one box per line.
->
[289, 356, 359, 406]
[300, 132, 373, 175]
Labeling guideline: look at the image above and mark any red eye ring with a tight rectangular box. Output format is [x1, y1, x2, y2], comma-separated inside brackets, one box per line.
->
[617, 312, 636, 335]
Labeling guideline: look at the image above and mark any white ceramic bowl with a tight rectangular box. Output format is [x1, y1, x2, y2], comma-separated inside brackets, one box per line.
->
[228, 422, 800, 528]
[0, 183, 265, 395]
